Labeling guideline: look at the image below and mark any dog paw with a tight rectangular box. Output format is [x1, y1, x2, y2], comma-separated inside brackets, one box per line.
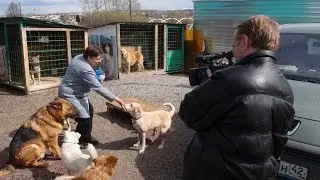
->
[139, 149, 145, 154]
[158, 144, 164, 149]
[53, 154, 61, 160]
[37, 161, 50, 168]
[43, 162, 51, 167]
[133, 143, 140, 148]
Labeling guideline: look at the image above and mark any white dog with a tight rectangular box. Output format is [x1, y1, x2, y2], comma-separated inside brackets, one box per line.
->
[60, 130, 98, 175]
[125, 102, 175, 154]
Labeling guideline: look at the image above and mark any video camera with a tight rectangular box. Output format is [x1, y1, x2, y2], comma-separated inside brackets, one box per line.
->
[188, 50, 235, 86]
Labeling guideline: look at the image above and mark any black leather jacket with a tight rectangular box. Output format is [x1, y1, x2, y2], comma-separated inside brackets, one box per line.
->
[179, 51, 295, 180]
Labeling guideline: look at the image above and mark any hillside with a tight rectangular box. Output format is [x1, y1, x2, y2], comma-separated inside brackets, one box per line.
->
[22, 9, 193, 26]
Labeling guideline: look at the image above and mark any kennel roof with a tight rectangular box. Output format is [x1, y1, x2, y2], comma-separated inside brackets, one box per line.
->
[90, 21, 187, 28]
[0, 16, 89, 29]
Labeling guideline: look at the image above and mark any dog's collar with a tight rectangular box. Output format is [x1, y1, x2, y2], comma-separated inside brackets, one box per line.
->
[131, 115, 142, 124]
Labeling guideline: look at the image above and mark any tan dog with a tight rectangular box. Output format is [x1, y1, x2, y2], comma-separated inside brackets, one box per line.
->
[125, 102, 175, 154]
[120, 48, 144, 72]
[54, 155, 118, 180]
[0, 97, 77, 177]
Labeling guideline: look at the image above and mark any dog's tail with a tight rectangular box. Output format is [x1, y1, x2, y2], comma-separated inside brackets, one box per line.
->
[86, 143, 98, 160]
[163, 103, 175, 117]
[0, 162, 15, 177]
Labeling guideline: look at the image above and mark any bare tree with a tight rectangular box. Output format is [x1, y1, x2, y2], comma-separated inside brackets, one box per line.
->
[130, 0, 141, 11]
[79, 0, 91, 12]
[111, 0, 141, 11]
[6, 2, 22, 17]
[92, 0, 104, 12]
[79, 0, 141, 12]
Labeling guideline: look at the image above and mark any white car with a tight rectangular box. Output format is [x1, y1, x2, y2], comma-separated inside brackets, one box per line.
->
[275, 23, 320, 180]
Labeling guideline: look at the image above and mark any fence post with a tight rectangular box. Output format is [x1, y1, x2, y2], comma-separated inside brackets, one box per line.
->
[84, 31, 88, 48]
[116, 23, 122, 77]
[154, 24, 158, 72]
[163, 24, 167, 71]
[21, 29, 30, 93]
[66, 30, 71, 64]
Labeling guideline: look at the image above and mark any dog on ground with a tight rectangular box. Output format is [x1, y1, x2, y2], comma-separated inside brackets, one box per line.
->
[120, 48, 144, 72]
[61, 130, 98, 175]
[29, 55, 41, 85]
[54, 155, 118, 180]
[0, 97, 77, 177]
[125, 102, 175, 154]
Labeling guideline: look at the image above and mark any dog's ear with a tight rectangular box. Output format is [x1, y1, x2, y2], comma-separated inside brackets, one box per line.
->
[53, 97, 60, 101]
[50, 101, 62, 110]
[106, 155, 118, 166]
[106, 155, 118, 175]
[93, 155, 105, 166]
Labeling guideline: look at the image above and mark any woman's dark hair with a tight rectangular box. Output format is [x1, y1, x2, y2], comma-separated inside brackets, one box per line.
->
[83, 45, 104, 59]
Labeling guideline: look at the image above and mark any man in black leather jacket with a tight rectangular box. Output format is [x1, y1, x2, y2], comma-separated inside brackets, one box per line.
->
[179, 15, 295, 180]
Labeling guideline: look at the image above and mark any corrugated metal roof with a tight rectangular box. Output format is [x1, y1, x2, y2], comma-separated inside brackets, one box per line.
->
[194, 0, 320, 52]
[90, 21, 186, 28]
[0, 16, 89, 29]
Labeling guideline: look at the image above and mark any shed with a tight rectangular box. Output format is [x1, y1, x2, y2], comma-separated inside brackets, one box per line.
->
[0, 17, 88, 94]
[88, 22, 185, 79]
[193, 0, 320, 52]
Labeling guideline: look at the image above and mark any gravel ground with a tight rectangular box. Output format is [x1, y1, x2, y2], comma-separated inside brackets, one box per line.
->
[0, 72, 195, 180]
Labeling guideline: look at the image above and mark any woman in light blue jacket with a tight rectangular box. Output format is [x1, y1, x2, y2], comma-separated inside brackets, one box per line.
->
[58, 45, 125, 147]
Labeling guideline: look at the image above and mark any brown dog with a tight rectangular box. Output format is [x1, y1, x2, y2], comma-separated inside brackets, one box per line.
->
[74, 155, 118, 180]
[0, 97, 77, 177]
[121, 48, 144, 72]
[54, 155, 118, 180]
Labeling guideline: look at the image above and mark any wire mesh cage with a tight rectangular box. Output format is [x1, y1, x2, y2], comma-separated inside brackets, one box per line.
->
[26, 31, 68, 79]
[120, 24, 155, 73]
[165, 24, 185, 73]
[70, 31, 85, 58]
[0, 23, 5, 46]
[0, 17, 88, 94]
[5, 23, 24, 86]
[167, 26, 183, 51]
[157, 25, 165, 69]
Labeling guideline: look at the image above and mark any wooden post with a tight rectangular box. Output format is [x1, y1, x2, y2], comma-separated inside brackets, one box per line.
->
[163, 24, 167, 71]
[66, 30, 72, 64]
[84, 31, 88, 48]
[116, 23, 122, 77]
[21, 30, 30, 93]
[154, 25, 158, 72]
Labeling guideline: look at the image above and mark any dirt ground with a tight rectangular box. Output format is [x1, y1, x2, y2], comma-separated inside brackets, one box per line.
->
[0, 73, 195, 180]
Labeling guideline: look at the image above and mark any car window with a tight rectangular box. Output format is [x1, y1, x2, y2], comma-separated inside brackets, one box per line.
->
[275, 33, 320, 83]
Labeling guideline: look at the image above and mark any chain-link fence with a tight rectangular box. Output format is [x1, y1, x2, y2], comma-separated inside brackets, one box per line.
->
[119, 23, 165, 73]
[26, 30, 68, 78]
[70, 31, 85, 58]
[5, 23, 24, 86]
[1, 26, 87, 93]
[157, 25, 165, 69]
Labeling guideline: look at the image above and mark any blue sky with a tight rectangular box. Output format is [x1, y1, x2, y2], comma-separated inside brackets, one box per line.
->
[0, 0, 193, 15]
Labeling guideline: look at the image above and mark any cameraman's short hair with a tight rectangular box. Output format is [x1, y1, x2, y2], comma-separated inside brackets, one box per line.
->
[236, 15, 280, 51]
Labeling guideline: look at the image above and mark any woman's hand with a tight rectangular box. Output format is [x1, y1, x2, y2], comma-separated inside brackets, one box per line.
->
[115, 97, 126, 111]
